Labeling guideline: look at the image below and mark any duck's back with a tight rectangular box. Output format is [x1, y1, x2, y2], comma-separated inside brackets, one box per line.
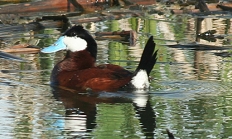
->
[51, 63, 133, 91]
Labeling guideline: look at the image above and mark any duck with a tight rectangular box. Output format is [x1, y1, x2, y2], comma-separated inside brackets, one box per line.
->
[41, 25, 158, 92]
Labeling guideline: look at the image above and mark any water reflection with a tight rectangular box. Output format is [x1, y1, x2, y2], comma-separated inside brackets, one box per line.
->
[51, 87, 157, 138]
[2, 1, 232, 138]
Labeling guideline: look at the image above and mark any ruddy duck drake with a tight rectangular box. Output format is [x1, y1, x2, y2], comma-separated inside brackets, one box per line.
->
[41, 25, 158, 92]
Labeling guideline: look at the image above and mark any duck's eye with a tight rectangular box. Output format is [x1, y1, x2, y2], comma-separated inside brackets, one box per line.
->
[71, 32, 77, 36]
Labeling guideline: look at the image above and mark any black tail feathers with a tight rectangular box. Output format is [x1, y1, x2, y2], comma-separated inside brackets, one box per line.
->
[136, 36, 158, 75]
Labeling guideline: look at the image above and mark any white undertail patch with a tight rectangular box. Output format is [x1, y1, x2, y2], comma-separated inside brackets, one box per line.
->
[63, 36, 87, 52]
[131, 70, 149, 89]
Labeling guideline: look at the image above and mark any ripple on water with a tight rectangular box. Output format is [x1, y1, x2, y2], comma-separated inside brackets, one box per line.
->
[148, 79, 232, 138]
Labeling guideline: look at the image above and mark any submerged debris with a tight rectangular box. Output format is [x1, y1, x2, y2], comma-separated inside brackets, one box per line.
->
[166, 129, 175, 139]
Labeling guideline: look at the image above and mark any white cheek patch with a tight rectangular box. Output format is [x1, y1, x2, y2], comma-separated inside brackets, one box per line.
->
[63, 36, 87, 52]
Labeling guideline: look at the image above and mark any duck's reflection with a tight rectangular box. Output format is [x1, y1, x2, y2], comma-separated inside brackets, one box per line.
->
[51, 87, 156, 138]
[134, 99, 156, 138]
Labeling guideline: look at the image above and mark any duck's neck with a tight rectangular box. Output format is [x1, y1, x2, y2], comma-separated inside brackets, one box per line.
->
[56, 50, 96, 72]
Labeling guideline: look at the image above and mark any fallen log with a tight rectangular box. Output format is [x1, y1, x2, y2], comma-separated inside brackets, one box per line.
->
[166, 43, 230, 51]
[70, 14, 129, 24]
[0, 0, 29, 2]
[0, 0, 77, 14]
[95, 30, 136, 37]
[217, 3, 232, 11]
[171, 9, 201, 14]
[0, 51, 27, 61]
[0, 0, 156, 14]
[171, 3, 221, 14]
[95, 30, 137, 45]
[10, 44, 30, 49]
[2, 47, 40, 54]
[1, 43, 40, 54]
[69, 10, 146, 24]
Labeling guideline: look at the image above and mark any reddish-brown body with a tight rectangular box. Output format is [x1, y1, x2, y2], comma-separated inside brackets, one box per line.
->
[41, 26, 157, 92]
[51, 50, 133, 91]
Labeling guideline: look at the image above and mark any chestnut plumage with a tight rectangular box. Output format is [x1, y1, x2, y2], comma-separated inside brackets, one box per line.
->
[41, 25, 158, 92]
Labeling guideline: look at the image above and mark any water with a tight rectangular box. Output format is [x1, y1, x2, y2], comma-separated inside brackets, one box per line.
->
[1, 1, 232, 138]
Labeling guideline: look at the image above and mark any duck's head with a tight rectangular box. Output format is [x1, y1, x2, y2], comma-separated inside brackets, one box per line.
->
[41, 25, 97, 59]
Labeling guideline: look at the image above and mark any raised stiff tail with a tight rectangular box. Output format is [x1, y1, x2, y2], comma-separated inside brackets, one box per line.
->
[136, 36, 158, 75]
[131, 36, 158, 89]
